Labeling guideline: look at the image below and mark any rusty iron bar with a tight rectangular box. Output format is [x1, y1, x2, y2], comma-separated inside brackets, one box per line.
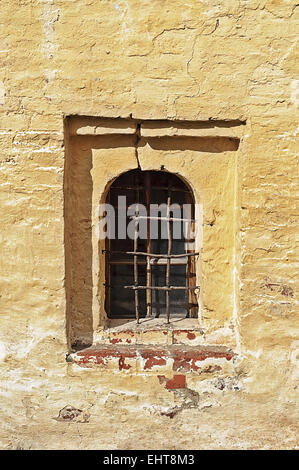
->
[103, 283, 200, 290]
[124, 285, 200, 291]
[106, 189, 112, 315]
[134, 173, 140, 324]
[166, 192, 172, 323]
[108, 259, 188, 266]
[186, 251, 189, 317]
[126, 251, 199, 258]
[129, 215, 195, 222]
[103, 249, 199, 258]
[146, 172, 152, 317]
[134, 216, 139, 323]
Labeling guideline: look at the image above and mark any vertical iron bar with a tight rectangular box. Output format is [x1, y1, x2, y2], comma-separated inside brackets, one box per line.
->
[146, 172, 152, 316]
[134, 209, 139, 323]
[185, 190, 197, 318]
[166, 190, 172, 323]
[134, 172, 140, 323]
[107, 190, 111, 316]
[186, 252, 190, 318]
[185, 192, 190, 318]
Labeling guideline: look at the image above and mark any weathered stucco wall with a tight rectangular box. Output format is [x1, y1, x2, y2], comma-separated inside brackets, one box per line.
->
[0, 0, 298, 449]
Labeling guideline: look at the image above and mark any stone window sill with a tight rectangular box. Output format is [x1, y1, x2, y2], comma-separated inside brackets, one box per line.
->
[94, 317, 204, 346]
[67, 317, 235, 374]
[66, 343, 234, 373]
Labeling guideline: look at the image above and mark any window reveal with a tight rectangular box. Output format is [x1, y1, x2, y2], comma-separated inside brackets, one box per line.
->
[104, 170, 199, 323]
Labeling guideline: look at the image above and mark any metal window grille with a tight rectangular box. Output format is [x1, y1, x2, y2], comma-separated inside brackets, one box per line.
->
[104, 170, 199, 323]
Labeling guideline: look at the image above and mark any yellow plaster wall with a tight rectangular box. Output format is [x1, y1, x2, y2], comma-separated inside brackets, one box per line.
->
[0, 0, 298, 449]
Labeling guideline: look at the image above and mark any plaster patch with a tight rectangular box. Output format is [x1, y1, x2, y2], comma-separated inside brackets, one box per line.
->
[0, 341, 7, 362]
[0, 81, 5, 104]
[10, 327, 57, 359]
[40, 2, 60, 60]
[34, 166, 63, 172]
[245, 349, 263, 359]
[290, 80, 299, 107]
[113, 2, 133, 34]
[4, 196, 31, 206]
[288, 340, 299, 378]
[276, 126, 299, 143]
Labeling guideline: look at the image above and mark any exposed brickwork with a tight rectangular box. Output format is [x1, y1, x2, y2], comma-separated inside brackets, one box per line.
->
[70, 344, 234, 374]
[143, 354, 167, 370]
[93, 324, 205, 347]
[165, 375, 186, 389]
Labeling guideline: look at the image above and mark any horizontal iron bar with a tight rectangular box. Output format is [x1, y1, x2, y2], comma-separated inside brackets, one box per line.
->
[124, 285, 200, 291]
[108, 258, 188, 265]
[126, 251, 199, 258]
[108, 260, 146, 265]
[150, 258, 188, 265]
[129, 215, 195, 222]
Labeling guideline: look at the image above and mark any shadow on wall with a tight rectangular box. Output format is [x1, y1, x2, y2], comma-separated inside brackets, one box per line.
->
[64, 137, 94, 350]
[145, 136, 239, 152]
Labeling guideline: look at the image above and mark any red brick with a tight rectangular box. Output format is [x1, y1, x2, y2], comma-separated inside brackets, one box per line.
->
[165, 375, 186, 389]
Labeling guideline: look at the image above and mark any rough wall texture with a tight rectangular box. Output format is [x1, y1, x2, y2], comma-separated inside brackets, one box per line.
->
[0, 0, 298, 449]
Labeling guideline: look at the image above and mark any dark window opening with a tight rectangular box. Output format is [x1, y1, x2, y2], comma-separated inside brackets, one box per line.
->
[104, 169, 199, 322]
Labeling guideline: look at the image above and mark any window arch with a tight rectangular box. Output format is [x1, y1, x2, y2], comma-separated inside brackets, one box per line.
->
[104, 169, 198, 322]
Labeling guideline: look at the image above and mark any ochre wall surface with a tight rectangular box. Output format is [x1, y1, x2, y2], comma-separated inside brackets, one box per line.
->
[0, 0, 298, 449]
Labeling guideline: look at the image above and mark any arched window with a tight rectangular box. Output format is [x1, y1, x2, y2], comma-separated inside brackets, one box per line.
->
[104, 169, 198, 322]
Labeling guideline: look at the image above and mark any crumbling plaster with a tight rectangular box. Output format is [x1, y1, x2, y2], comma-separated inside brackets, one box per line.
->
[0, 0, 298, 450]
